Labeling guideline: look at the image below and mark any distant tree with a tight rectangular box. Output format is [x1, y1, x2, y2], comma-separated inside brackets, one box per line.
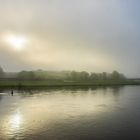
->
[102, 72, 107, 81]
[70, 71, 79, 81]
[17, 71, 35, 80]
[16, 69, 126, 81]
[90, 73, 99, 81]
[28, 71, 35, 80]
[79, 71, 89, 80]
[17, 71, 27, 79]
[110, 71, 126, 80]
[118, 73, 126, 80]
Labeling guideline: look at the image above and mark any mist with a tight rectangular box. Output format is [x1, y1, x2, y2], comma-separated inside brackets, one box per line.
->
[0, 0, 140, 77]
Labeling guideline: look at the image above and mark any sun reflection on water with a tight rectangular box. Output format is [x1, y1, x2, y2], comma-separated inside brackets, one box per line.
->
[2, 111, 23, 139]
[10, 111, 22, 130]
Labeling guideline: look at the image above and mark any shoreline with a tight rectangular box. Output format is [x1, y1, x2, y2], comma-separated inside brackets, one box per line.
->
[0, 80, 140, 89]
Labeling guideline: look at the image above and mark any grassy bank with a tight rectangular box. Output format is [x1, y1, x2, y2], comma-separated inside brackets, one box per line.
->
[0, 79, 140, 89]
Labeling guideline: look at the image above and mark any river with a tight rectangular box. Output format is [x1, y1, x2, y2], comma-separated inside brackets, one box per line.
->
[0, 86, 140, 140]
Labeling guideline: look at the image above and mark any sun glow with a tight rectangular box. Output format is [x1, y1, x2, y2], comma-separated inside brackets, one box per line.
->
[5, 34, 28, 51]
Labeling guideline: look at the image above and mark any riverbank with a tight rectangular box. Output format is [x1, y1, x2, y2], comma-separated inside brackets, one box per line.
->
[0, 79, 140, 89]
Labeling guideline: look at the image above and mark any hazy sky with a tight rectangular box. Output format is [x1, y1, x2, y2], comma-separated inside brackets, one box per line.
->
[0, 0, 140, 77]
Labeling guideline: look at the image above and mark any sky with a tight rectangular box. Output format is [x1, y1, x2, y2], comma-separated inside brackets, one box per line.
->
[0, 0, 140, 77]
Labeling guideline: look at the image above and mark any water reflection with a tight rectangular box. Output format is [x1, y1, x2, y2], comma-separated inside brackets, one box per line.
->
[10, 111, 22, 130]
[1, 111, 23, 140]
[1, 86, 138, 140]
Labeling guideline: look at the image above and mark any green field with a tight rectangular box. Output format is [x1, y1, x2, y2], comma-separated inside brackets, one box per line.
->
[0, 79, 140, 89]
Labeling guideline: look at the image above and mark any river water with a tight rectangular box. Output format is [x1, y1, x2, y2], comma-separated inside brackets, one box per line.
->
[0, 86, 140, 140]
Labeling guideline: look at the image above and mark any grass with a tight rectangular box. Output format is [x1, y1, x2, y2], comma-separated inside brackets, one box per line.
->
[0, 79, 140, 89]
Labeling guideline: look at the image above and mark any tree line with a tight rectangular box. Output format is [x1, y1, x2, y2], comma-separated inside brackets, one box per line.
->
[17, 70, 126, 81]
[0, 66, 126, 81]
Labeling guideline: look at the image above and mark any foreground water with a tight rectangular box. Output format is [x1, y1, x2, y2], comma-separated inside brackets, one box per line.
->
[0, 86, 140, 140]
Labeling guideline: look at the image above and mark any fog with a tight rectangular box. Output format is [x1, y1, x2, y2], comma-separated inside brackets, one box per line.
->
[0, 0, 140, 77]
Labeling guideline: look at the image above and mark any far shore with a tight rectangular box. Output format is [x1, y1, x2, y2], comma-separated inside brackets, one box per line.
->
[0, 79, 140, 89]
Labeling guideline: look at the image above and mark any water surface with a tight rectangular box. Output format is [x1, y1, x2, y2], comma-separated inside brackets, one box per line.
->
[0, 86, 140, 140]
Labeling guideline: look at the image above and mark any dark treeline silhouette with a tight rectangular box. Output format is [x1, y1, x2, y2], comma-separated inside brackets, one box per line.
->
[17, 70, 126, 81]
[3, 66, 140, 87]
[0, 66, 126, 82]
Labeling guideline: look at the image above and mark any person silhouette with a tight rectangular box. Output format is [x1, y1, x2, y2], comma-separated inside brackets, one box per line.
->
[11, 90, 14, 96]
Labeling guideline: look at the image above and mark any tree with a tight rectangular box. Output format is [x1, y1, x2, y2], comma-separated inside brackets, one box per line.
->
[79, 71, 89, 81]
[70, 71, 79, 81]
[110, 71, 126, 80]
[90, 73, 99, 81]
[102, 72, 107, 81]
[17, 71, 35, 80]
[28, 71, 35, 80]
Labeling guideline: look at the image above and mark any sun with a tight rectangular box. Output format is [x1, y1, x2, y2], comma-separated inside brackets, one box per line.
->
[5, 34, 28, 51]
